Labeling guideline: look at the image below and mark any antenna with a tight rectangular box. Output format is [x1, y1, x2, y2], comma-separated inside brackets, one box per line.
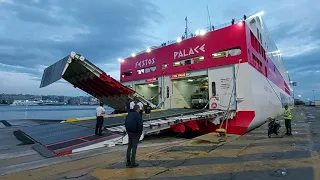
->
[185, 16, 188, 38]
[207, 5, 212, 31]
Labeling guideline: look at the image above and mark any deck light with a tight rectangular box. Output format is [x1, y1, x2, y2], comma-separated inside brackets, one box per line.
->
[118, 58, 122, 62]
[131, 53, 136, 57]
[146, 48, 151, 53]
[195, 30, 200, 36]
[199, 29, 206, 36]
[177, 37, 182, 43]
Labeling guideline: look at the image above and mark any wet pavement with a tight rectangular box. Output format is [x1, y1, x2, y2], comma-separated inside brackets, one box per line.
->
[1, 106, 320, 180]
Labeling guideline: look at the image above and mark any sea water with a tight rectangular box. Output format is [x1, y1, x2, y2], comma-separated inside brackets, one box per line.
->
[0, 105, 113, 121]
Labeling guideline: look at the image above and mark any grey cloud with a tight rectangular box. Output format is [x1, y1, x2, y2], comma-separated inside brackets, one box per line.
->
[0, 0, 163, 74]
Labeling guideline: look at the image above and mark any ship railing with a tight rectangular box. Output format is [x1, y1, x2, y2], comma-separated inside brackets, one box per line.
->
[131, 92, 158, 109]
[133, 16, 246, 56]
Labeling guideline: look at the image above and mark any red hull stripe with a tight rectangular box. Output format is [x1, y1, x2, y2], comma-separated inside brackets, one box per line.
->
[161, 111, 255, 135]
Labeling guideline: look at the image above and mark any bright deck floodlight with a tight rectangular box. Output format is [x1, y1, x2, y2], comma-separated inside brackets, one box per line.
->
[176, 37, 182, 43]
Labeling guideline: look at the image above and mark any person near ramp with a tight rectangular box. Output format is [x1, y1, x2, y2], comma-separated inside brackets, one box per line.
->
[284, 105, 292, 135]
[95, 102, 106, 136]
[125, 105, 143, 168]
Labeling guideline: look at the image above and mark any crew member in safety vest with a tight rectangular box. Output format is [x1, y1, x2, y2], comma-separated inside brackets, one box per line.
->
[284, 105, 292, 135]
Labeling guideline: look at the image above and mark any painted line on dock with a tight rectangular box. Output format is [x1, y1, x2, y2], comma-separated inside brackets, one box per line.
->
[65, 109, 166, 123]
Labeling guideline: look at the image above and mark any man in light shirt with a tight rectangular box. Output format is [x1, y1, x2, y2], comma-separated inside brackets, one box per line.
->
[129, 99, 136, 112]
[137, 101, 143, 116]
[95, 102, 105, 136]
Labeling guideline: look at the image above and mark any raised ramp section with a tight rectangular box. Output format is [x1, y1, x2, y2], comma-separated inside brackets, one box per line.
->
[39, 51, 157, 111]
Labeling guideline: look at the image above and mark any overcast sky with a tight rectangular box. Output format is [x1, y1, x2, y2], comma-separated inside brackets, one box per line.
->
[0, 0, 319, 101]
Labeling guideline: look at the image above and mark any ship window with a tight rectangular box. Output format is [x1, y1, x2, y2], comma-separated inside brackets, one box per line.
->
[144, 66, 156, 73]
[228, 48, 241, 56]
[184, 59, 192, 65]
[173, 61, 181, 67]
[122, 71, 133, 76]
[212, 47, 241, 59]
[137, 69, 144, 74]
[145, 67, 151, 73]
[212, 51, 227, 58]
[162, 63, 168, 70]
[193, 56, 204, 63]
[166, 86, 169, 98]
[211, 82, 216, 96]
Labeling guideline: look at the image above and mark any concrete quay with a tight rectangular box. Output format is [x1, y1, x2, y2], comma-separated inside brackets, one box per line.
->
[1, 106, 320, 180]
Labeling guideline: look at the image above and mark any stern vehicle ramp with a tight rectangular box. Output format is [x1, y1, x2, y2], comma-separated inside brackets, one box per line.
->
[39, 51, 157, 111]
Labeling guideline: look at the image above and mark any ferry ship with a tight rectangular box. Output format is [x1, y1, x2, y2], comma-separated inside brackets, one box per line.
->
[40, 11, 294, 136]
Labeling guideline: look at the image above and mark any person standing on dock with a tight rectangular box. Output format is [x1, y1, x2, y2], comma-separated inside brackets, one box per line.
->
[284, 105, 292, 136]
[125, 105, 143, 168]
[137, 101, 144, 116]
[129, 98, 137, 112]
[95, 102, 106, 136]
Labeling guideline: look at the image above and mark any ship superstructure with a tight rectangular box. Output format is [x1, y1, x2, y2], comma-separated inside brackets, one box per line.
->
[118, 11, 294, 134]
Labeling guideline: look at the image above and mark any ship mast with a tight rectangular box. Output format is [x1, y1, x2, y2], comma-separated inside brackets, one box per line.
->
[185, 16, 188, 38]
[207, 5, 212, 31]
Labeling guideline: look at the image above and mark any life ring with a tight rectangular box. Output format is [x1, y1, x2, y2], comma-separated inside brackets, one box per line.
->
[211, 102, 218, 108]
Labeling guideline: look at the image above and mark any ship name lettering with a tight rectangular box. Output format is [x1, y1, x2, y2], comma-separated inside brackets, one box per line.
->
[135, 58, 155, 68]
[173, 44, 205, 59]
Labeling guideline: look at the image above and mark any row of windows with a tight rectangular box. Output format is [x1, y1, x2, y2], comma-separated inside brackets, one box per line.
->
[122, 47, 242, 77]
[252, 54, 263, 74]
[137, 66, 156, 75]
[173, 56, 204, 67]
[250, 31, 267, 61]
[251, 54, 268, 76]
[212, 48, 241, 59]
[172, 47, 241, 68]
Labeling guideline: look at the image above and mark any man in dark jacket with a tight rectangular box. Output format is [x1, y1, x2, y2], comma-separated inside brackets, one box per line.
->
[125, 104, 143, 168]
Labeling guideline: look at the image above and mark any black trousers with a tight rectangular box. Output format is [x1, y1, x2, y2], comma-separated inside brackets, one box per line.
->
[126, 135, 140, 164]
[285, 119, 292, 134]
[95, 116, 104, 136]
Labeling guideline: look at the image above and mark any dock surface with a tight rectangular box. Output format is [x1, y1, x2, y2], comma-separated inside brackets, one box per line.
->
[1, 106, 320, 180]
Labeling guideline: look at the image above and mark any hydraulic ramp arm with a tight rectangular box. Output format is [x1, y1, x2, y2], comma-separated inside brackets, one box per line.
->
[40, 51, 157, 111]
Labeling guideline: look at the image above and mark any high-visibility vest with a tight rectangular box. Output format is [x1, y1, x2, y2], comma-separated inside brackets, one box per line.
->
[284, 109, 292, 120]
